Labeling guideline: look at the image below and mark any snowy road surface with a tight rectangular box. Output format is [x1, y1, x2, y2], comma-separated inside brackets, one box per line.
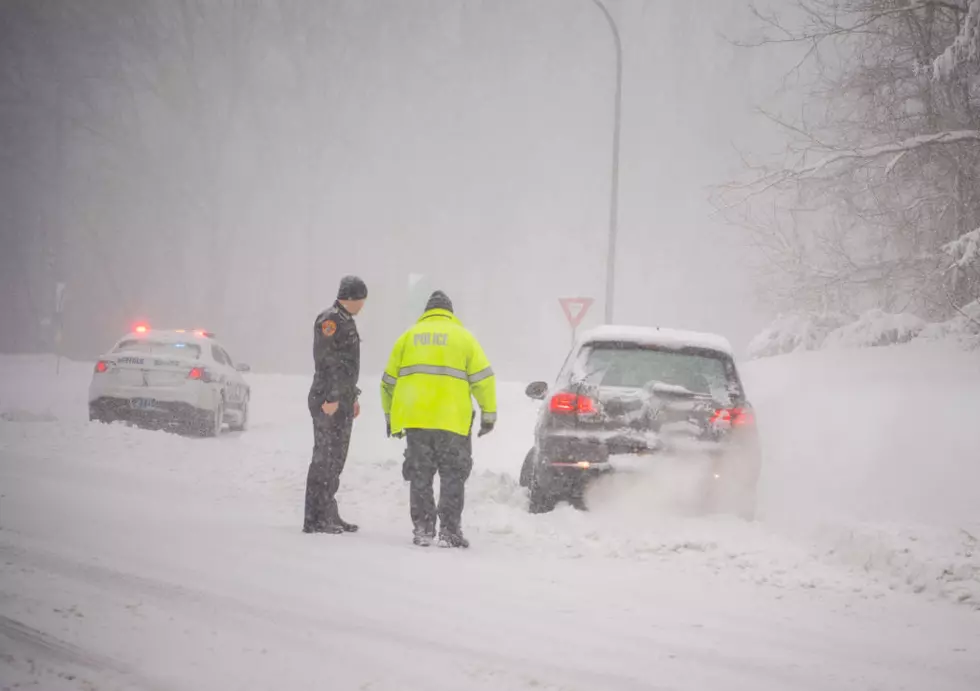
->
[2, 344, 979, 690]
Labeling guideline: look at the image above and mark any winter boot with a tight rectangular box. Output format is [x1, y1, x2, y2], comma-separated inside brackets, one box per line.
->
[437, 530, 470, 549]
[412, 526, 434, 547]
[338, 519, 359, 533]
[304, 523, 344, 535]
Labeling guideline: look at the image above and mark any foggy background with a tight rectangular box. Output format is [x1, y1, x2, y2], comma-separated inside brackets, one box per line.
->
[0, 0, 787, 379]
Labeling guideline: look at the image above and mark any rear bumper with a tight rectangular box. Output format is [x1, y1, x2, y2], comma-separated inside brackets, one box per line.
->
[533, 431, 759, 493]
[89, 396, 211, 427]
[89, 380, 217, 410]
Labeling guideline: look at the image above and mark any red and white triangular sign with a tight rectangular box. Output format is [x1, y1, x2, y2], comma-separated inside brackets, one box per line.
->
[559, 297, 594, 328]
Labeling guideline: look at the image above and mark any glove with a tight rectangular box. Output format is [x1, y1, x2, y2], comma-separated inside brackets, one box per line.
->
[385, 416, 391, 438]
[478, 420, 495, 437]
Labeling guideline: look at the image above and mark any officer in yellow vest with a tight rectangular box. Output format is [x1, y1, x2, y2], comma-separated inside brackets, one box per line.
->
[381, 291, 496, 548]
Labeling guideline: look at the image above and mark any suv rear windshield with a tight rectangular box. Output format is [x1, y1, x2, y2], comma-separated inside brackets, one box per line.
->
[114, 340, 201, 359]
[571, 343, 740, 400]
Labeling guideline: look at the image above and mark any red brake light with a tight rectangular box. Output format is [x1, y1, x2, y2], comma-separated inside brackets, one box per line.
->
[95, 361, 109, 373]
[549, 392, 597, 415]
[550, 392, 577, 413]
[733, 408, 754, 426]
[711, 407, 754, 426]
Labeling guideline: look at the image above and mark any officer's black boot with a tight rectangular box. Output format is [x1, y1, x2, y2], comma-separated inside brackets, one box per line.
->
[338, 518, 359, 533]
[413, 526, 434, 547]
[437, 529, 469, 549]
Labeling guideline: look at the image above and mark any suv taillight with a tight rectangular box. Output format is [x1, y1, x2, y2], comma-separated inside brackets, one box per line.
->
[188, 367, 214, 383]
[711, 407, 755, 426]
[94, 360, 110, 373]
[549, 392, 597, 415]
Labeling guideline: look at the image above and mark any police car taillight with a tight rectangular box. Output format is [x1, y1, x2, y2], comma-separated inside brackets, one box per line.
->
[188, 367, 213, 383]
[95, 360, 110, 374]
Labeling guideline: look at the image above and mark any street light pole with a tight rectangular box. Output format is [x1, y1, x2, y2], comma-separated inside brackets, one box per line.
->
[590, 0, 623, 324]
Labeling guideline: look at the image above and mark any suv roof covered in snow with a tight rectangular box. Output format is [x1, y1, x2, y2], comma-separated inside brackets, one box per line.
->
[576, 325, 734, 357]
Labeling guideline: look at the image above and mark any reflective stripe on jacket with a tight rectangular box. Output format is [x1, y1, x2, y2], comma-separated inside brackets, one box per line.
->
[381, 309, 496, 437]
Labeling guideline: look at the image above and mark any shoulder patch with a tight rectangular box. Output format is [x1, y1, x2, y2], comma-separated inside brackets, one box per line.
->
[321, 320, 337, 337]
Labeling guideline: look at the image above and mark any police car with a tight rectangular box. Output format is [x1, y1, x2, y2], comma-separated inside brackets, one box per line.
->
[519, 325, 761, 518]
[88, 325, 251, 437]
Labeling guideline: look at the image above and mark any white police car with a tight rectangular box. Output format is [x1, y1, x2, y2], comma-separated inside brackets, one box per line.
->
[88, 325, 251, 437]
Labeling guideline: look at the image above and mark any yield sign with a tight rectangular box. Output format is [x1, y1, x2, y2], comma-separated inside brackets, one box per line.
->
[559, 297, 594, 329]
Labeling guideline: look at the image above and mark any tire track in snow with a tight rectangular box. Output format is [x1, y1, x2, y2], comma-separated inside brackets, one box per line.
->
[0, 614, 171, 691]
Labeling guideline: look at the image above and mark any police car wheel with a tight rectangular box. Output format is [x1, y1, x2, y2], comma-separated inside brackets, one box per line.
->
[197, 402, 223, 438]
[89, 406, 111, 424]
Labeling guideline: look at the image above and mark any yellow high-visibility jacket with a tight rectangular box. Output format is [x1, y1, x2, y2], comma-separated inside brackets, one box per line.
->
[381, 309, 496, 437]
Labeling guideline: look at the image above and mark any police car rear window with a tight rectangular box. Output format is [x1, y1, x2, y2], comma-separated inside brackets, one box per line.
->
[114, 340, 201, 358]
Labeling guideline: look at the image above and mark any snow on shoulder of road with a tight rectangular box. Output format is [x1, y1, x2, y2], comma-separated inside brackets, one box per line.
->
[742, 340, 980, 606]
[2, 342, 980, 690]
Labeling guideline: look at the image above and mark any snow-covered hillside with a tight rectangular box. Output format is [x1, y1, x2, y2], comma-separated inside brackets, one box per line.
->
[1, 345, 979, 690]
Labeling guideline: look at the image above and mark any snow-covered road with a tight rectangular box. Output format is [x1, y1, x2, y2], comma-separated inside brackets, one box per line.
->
[2, 345, 979, 690]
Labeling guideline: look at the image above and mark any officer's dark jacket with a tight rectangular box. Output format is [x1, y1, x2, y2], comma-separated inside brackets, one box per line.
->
[308, 301, 361, 414]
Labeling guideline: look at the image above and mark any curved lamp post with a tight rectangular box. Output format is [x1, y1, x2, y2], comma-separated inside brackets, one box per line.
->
[590, 0, 623, 324]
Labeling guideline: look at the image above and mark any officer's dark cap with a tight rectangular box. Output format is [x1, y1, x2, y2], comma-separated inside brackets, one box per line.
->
[425, 290, 453, 313]
[337, 275, 368, 301]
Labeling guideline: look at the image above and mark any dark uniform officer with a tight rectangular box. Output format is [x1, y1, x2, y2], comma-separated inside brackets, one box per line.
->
[303, 275, 367, 534]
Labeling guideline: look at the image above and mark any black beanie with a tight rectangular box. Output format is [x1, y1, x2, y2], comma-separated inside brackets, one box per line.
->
[337, 275, 368, 301]
[425, 290, 454, 313]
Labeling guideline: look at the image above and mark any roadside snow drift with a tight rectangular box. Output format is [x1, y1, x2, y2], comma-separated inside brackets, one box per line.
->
[2, 344, 979, 690]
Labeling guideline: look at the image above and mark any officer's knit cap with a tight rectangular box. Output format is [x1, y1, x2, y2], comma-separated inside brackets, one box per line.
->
[337, 275, 368, 301]
[425, 290, 454, 313]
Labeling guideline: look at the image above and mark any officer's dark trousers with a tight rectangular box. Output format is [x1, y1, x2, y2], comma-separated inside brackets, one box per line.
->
[304, 410, 353, 530]
[405, 429, 473, 536]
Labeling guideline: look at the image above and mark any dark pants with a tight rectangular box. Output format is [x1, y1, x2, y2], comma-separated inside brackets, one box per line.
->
[404, 429, 473, 536]
[304, 410, 353, 531]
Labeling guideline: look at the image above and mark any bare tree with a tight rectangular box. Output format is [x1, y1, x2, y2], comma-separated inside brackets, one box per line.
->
[716, 0, 980, 320]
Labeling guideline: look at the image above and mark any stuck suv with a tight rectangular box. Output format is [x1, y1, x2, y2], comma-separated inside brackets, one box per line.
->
[519, 326, 760, 518]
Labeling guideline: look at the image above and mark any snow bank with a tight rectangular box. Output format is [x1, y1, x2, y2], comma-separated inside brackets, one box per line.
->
[746, 311, 851, 359]
[748, 308, 966, 358]
[0, 355, 92, 423]
[822, 308, 926, 349]
[743, 341, 980, 608]
[814, 523, 980, 607]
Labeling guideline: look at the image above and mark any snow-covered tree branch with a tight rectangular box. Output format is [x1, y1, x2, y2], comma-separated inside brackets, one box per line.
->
[933, 0, 980, 78]
[944, 227, 980, 268]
